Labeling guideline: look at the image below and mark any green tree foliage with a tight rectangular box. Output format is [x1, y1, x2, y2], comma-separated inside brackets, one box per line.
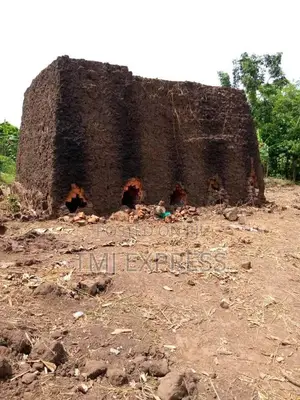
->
[217, 71, 231, 87]
[0, 121, 19, 183]
[232, 52, 287, 105]
[258, 84, 300, 180]
[0, 121, 19, 160]
[257, 129, 269, 176]
[218, 53, 300, 181]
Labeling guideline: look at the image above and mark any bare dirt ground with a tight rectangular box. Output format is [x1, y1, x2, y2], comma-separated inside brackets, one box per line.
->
[0, 181, 300, 400]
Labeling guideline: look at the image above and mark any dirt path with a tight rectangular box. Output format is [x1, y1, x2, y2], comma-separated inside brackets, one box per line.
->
[0, 182, 300, 399]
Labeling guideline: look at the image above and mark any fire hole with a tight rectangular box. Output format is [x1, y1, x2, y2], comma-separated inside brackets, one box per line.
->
[209, 176, 220, 191]
[207, 175, 228, 205]
[121, 178, 142, 209]
[65, 183, 87, 213]
[170, 184, 187, 206]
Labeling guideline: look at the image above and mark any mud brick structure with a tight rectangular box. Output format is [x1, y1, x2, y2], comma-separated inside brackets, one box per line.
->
[16, 55, 265, 216]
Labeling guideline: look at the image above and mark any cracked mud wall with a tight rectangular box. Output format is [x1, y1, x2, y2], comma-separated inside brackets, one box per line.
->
[132, 80, 264, 206]
[53, 57, 135, 215]
[128, 78, 177, 205]
[16, 60, 60, 213]
[17, 56, 265, 215]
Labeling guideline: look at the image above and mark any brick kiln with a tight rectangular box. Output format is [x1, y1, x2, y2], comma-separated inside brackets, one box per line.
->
[16, 56, 265, 216]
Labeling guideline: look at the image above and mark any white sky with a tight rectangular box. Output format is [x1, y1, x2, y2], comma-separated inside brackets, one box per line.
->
[1, 0, 299, 127]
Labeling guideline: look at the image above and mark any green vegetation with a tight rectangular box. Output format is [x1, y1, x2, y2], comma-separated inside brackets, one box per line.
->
[0, 121, 19, 184]
[218, 52, 300, 182]
[6, 194, 20, 213]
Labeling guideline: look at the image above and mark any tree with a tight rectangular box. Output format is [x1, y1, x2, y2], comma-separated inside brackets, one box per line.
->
[219, 52, 288, 109]
[0, 121, 20, 161]
[0, 121, 19, 183]
[259, 83, 300, 180]
[217, 71, 231, 87]
[257, 129, 269, 177]
[218, 53, 300, 181]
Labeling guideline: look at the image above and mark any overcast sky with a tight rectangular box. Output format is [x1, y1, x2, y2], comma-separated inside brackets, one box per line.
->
[1, 0, 299, 127]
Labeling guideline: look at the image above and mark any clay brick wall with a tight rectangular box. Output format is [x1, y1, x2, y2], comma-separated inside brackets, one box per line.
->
[129, 78, 176, 205]
[16, 56, 265, 216]
[129, 79, 264, 206]
[16, 60, 60, 212]
[51, 57, 134, 214]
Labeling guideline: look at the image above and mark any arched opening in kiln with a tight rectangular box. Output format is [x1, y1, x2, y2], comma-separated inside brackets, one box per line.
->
[121, 178, 143, 209]
[65, 183, 87, 213]
[170, 184, 187, 206]
[207, 175, 228, 205]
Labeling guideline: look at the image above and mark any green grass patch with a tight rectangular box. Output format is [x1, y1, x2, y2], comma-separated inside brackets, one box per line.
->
[0, 155, 16, 184]
[0, 172, 15, 184]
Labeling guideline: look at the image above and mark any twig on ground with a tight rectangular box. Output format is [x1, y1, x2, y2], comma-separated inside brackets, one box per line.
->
[209, 378, 222, 400]
[10, 369, 31, 381]
[281, 370, 300, 388]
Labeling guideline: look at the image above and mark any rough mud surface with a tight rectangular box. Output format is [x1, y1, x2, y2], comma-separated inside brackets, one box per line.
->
[0, 182, 299, 399]
[17, 55, 264, 216]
